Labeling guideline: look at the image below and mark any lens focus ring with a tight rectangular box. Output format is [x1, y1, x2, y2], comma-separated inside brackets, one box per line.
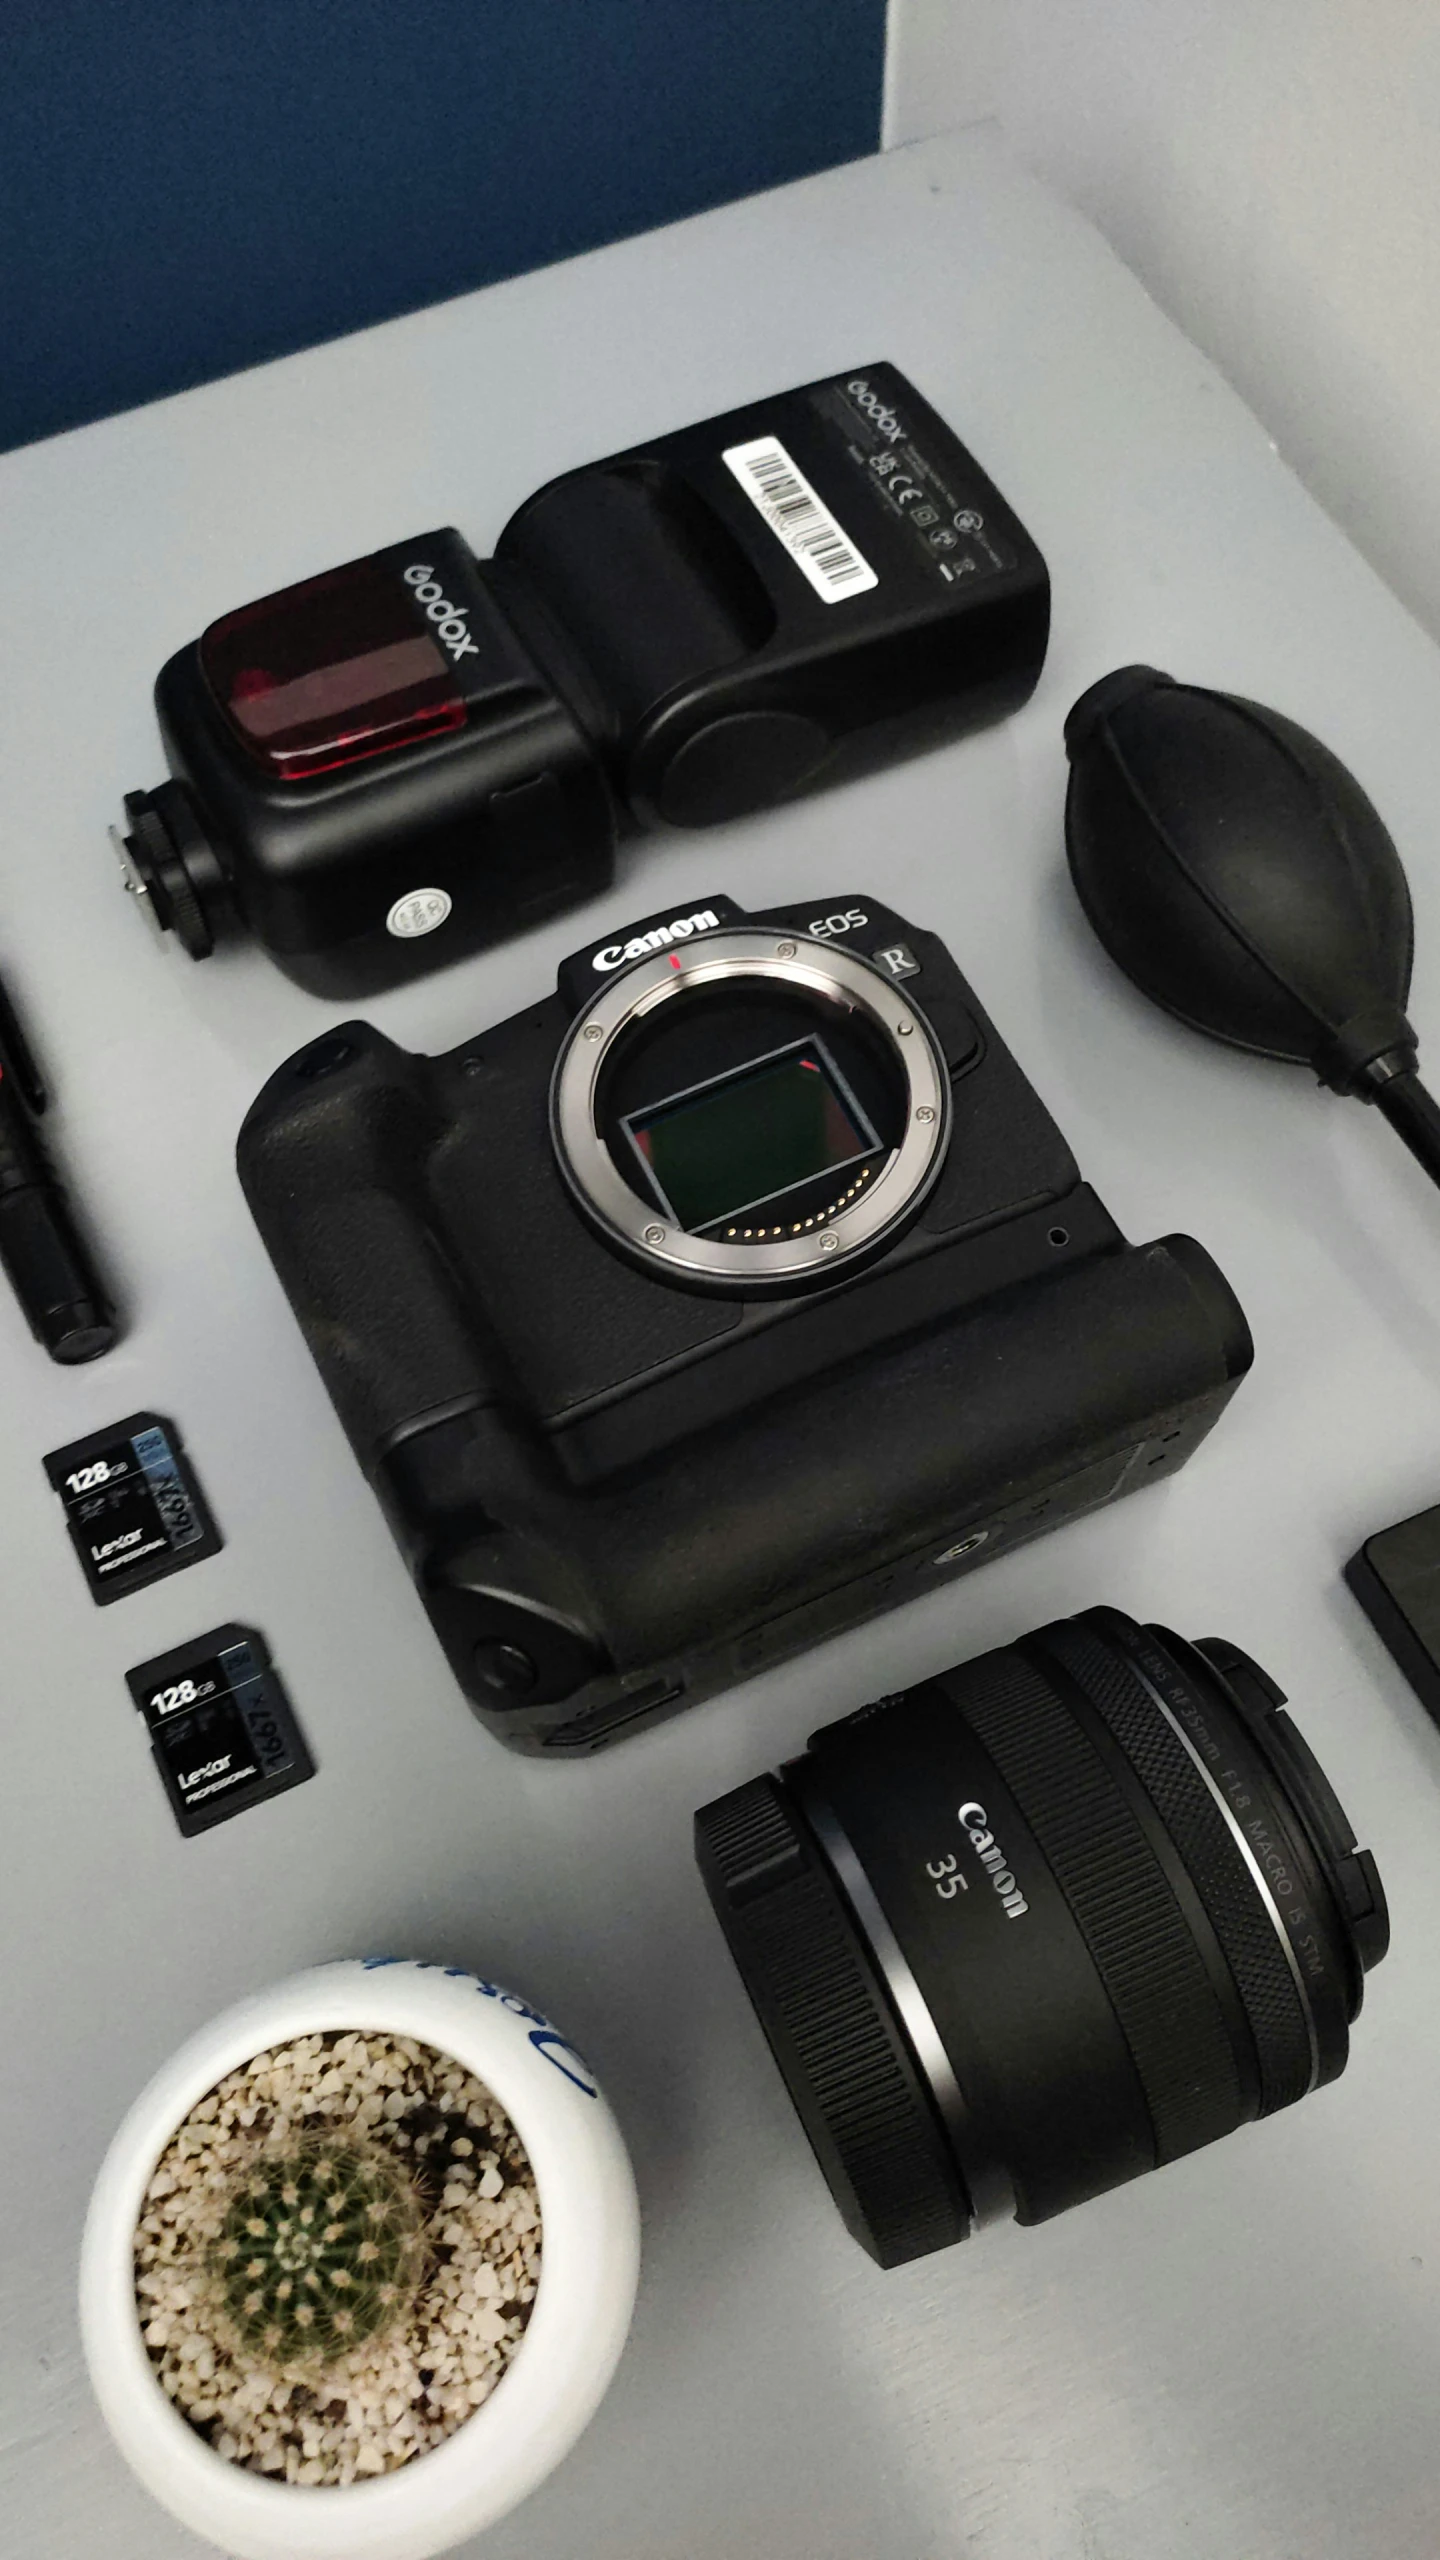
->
[1034, 1620, 1316, 2113]
[937, 1651, 1246, 2165]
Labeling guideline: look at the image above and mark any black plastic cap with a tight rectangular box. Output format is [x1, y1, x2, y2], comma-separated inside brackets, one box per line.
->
[1063, 665, 1172, 759]
[0, 1186, 118, 1365]
[694, 1774, 970, 2267]
[45, 1299, 118, 1363]
[1347, 1506, 1440, 1971]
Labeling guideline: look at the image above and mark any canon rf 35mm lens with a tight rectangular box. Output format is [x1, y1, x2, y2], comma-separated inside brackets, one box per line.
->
[695, 1609, 1388, 2266]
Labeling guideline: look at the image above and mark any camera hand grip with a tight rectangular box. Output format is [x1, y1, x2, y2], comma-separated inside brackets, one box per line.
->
[238, 1028, 493, 1463]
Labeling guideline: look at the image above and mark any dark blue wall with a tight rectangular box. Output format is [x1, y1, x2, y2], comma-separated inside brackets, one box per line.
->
[0, 0, 886, 453]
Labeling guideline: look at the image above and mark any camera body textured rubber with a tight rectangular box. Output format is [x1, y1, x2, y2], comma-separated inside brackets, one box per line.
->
[237, 896, 1253, 1751]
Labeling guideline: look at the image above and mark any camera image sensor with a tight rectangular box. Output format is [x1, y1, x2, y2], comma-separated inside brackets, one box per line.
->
[621, 1038, 883, 1238]
[551, 922, 954, 1291]
[696, 1607, 1388, 2265]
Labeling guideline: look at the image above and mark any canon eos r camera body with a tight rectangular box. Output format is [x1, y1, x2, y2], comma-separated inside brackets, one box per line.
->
[238, 894, 1253, 1751]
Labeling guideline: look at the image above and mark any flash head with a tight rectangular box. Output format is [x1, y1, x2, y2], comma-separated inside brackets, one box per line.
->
[119, 367, 1049, 996]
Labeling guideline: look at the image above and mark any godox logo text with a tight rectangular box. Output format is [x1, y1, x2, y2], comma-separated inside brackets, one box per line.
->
[847, 377, 905, 443]
[403, 562, 480, 662]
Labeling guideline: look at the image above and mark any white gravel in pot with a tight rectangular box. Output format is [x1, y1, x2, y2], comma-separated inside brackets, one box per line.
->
[134, 2029, 541, 2486]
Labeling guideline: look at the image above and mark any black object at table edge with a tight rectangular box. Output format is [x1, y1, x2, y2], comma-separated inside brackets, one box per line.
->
[1347, 1502, 1440, 1727]
[0, 968, 117, 1362]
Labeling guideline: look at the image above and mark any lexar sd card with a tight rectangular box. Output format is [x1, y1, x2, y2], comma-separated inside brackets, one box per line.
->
[43, 1411, 221, 1603]
[126, 1624, 315, 1836]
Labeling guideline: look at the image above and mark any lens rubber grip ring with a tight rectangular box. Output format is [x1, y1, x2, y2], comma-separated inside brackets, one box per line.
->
[1037, 1620, 1314, 2115]
[936, 1652, 1246, 2165]
[695, 1776, 970, 2267]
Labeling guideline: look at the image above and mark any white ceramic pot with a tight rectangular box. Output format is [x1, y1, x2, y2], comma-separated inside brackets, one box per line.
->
[79, 1958, 641, 2560]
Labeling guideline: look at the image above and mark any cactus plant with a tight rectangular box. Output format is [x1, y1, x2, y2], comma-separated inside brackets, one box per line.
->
[131, 2024, 550, 2484]
[208, 2133, 427, 2370]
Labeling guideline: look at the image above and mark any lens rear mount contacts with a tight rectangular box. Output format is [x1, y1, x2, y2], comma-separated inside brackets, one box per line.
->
[695, 1608, 1387, 2267]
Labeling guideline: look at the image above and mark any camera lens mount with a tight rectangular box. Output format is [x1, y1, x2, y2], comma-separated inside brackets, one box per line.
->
[549, 927, 950, 1290]
[695, 1608, 1388, 2265]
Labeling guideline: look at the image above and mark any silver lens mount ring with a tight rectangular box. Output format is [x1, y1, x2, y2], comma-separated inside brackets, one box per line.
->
[550, 928, 951, 1287]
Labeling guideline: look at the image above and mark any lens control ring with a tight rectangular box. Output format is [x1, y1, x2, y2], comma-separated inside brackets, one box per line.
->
[930, 1650, 1248, 2167]
[1035, 1618, 1321, 2107]
[550, 929, 950, 1288]
[694, 1774, 971, 2267]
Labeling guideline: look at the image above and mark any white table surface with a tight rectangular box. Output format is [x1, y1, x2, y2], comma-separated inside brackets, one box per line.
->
[3, 121, 1440, 2560]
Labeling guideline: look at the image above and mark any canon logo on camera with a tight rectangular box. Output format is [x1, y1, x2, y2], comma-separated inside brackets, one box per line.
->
[402, 561, 480, 662]
[958, 1800, 1029, 1918]
[590, 908, 723, 973]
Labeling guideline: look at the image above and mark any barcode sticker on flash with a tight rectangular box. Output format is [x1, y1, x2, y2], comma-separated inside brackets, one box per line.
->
[722, 436, 878, 603]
